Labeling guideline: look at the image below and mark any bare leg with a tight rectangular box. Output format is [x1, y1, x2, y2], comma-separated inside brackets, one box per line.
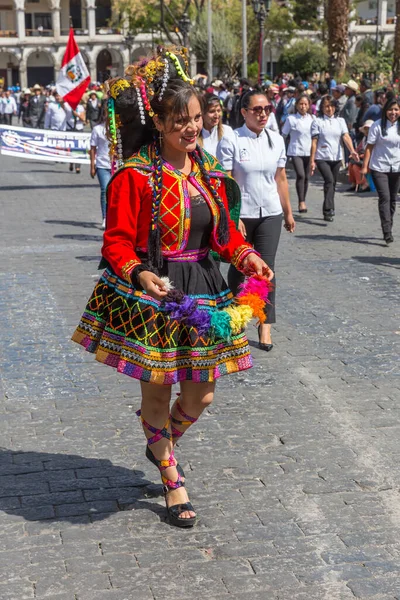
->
[170, 381, 215, 442]
[259, 323, 272, 344]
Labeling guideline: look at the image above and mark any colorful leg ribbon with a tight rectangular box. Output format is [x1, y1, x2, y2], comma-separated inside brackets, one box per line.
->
[136, 409, 183, 489]
[170, 396, 198, 443]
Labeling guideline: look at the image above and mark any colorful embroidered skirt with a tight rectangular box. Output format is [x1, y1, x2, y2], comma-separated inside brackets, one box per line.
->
[71, 253, 253, 385]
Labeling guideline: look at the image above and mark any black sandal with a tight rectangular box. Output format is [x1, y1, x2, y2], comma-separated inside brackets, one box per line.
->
[137, 410, 196, 528]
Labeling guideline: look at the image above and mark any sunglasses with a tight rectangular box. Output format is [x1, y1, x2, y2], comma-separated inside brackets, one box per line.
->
[246, 105, 273, 115]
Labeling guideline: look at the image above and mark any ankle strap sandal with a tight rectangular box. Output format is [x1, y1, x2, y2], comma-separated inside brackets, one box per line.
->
[136, 409, 196, 528]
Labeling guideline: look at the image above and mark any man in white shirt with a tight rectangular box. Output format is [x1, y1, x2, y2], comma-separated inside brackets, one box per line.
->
[1, 90, 17, 125]
[44, 92, 67, 131]
[90, 120, 111, 229]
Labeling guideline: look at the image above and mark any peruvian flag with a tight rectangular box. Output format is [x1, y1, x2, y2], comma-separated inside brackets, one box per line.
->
[56, 28, 90, 109]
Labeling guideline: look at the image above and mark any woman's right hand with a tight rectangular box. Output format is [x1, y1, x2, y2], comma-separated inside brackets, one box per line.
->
[90, 166, 96, 178]
[138, 271, 168, 301]
[310, 161, 316, 176]
[360, 165, 368, 176]
[238, 219, 247, 238]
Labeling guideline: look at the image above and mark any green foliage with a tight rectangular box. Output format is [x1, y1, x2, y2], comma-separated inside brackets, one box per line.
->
[247, 61, 259, 82]
[292, 0, 320, 30]
[279, 39, 329, 75]
[347, 51, 376, 76]
[265, 0, 297, 48]
[191, 10, 241, 76]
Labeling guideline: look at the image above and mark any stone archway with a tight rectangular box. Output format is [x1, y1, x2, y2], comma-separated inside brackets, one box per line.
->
[26, 49, 54, 87]
[0, 50, 20, 88]
[95, 47, 124, 83]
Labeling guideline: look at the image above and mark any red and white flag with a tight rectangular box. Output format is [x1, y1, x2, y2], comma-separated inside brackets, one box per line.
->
[56, 28, 90, 109]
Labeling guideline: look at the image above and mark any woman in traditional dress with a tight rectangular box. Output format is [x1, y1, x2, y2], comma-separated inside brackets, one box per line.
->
[72, 47, 273, 528]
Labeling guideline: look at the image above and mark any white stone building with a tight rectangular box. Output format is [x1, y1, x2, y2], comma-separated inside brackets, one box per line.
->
[0, 0, 155, 88]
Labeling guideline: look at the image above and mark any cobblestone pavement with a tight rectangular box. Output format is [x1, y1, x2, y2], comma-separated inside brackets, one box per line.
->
[0, 155, 399, 600]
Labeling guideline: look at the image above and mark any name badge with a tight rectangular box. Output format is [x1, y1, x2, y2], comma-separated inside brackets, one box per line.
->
[239, 148, 250, 162]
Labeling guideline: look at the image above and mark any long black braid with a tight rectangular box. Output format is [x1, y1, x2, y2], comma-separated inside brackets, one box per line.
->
[147, 136, 164, 272]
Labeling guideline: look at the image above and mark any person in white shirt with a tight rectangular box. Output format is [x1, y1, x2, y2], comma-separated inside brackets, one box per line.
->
[198, 93, 235, 157]
[282, 94, 314, 213]
[310, 95, 359, 221]
[44, 92, 67, 130]
[361, 97, 400, 245]
[219, 89, 295, 351]
[90, 113, 111, 230]
[1, 90, 17, 125]
[65, 100, 86, 174]
[265, 110, 279, 132]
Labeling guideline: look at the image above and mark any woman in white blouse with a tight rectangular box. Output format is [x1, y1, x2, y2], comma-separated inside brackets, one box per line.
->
[282, 94, 314, 213]
[310, 95, 358, 221]
[219, 90, 295, 351]
[199, 93, 235, 157]
[361, 97, 400, 245]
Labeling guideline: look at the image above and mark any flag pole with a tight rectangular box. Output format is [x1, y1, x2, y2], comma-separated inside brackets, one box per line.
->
[69, 15, 73, 29]
[207, 0, 213, 82]
[242, 0, 247, 78]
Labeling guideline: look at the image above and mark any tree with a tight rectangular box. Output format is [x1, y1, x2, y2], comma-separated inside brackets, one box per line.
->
[347, 51, 377, 77]
[393, 0, 400, 81]
[278, 39, 328, 76]
[327, 0, 351, 78]
[191, 10, 241, 76]
[264, 0, 297, 51]
[292, 0, 320, 30]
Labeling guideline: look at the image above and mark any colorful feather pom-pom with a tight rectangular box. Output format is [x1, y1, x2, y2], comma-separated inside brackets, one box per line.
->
[185, 308, 212, 335]
[164, 289, 185, 304]
[224, 304, 253, 334]
[237, 275, 271, 301]
[236, 293, 267, 324]
[164, 296, 198, 320]
[210, 310, 232, 341]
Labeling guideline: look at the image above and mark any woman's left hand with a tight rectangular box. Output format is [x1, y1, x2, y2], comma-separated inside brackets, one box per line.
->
[284, 214, 295, 233]
[350, 150, 360, 162]
[241, 253, 274, 280]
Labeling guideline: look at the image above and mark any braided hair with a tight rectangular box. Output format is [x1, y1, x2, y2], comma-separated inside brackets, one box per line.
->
[109, 47, 230, 271]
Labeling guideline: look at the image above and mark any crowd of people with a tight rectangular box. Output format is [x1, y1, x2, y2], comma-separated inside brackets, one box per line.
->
[202, 72, 398, 245]
[0, 82, 105, 130]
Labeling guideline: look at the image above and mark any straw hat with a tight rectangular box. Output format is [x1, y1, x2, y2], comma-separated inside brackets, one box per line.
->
[360, 119, 374, 135]
[32, 83, 42, 91]
[344, 79, 359, 93]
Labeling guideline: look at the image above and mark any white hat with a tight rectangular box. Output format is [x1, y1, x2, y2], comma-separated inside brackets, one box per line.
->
[344, 79, 359, 93]
[212, 79, 223, 87]
[23, 88, 31, 95]
[32, 83, 42, 90]
[360, 119, 374, 134]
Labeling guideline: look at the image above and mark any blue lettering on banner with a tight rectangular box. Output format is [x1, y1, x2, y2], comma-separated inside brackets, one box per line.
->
[0, 125, 91, 164]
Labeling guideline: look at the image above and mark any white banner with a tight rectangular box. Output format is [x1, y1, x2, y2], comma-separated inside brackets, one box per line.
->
[0, 125, 91, 164]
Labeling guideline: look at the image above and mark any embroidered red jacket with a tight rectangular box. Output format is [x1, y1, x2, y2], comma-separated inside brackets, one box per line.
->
[102, 145, 255, 281]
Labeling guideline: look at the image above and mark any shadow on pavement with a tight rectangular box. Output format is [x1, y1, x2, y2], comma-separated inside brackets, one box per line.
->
[76, 255, 101, 262]
[53, 234, 103, 242]
[0, 184, 96, 191]
[0, 447, 164, 523]
[352, 255, 400, 269]
[294, 217, 328, 227]
[45, 219, 101, 229]
[296, 233, 386, 247]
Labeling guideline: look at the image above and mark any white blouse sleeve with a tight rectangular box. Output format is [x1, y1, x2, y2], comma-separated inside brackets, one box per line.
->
[217, 133, 236, 170]
[277, 136, 287, 168]
[367, 121, 380, 145]
[281, 116, 291, 137]
[339, 117, 349, 136]
[311, 118, 320, 138]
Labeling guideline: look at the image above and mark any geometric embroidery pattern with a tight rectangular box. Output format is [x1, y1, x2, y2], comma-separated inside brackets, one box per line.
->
[72, 269, 253, 385]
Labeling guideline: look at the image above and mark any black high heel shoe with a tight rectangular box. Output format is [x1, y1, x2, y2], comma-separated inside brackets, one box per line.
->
[258, 326, 273, 352]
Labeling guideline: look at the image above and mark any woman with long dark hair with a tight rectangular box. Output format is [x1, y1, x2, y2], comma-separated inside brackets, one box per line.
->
[72, 48, 273, 528]
[361, 97, 400, 244]
[282, 93, 314, 213]
[219, 89, 295, 352]
[310, 95, 359, 221]
[198, 93, 235, 156]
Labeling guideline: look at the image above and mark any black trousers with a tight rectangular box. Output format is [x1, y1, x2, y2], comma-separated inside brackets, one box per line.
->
[370, 169, 400, 235]
[3, 114, 13, 125]
[291, 156, 310, 204]
[316, 160, 341, 214]
[228, 214, 282, 324]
